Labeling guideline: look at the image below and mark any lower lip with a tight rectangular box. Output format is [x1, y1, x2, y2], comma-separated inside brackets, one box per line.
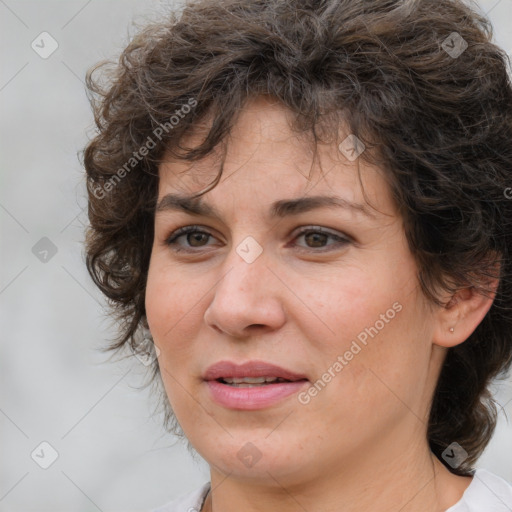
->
[205, 380, 309, 410]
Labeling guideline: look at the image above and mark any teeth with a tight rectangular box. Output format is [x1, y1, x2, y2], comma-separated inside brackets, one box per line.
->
[226, 383, 271, 388]
[222, 376, 286, 384]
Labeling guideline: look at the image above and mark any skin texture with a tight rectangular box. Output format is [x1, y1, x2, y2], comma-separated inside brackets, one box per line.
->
[145, 96, 494, 512]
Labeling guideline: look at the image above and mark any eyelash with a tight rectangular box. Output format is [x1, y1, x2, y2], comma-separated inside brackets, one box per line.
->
[163, 225, 351, 253]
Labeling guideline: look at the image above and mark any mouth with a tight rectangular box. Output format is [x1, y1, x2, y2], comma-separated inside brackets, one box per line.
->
[203, 359, 309, 382]
[215, 376, 307, 387]
[203, 360, 310, 410]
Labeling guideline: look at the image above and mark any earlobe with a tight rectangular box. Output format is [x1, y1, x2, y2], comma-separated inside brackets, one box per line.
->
[432, 281, 498, 348]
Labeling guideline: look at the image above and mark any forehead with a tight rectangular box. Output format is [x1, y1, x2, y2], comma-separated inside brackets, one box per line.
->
[157, 96, 395, 218]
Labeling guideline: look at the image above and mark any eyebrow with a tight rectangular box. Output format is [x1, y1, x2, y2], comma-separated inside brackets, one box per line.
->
[155, 193, 376, 220]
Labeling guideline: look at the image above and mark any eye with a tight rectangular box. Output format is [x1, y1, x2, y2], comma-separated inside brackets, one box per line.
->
[292, 226, 351, 252]
[164, 225, 217, 252]
[164, 225, 351, 253]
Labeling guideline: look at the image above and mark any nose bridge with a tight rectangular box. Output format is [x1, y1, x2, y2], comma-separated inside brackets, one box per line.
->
[216, 236, 270, 307]
[204, 236, 286, 335]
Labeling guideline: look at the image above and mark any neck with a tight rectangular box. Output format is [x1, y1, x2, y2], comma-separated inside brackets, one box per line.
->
[201, 438, 472, 512]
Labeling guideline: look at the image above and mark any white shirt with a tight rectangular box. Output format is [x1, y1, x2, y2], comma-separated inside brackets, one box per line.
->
[151, 469, 512, 512]
[446, 469, 512, 511]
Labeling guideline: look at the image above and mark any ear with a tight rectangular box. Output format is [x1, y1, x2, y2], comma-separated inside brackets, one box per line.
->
[432, 277, 499, 348]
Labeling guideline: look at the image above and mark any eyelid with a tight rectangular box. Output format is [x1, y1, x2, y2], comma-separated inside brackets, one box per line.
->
[291, 226, 352, 250]
[163, 224, 352, 252]
[293, 225, 351, 240]
[164, 224, 216, 245]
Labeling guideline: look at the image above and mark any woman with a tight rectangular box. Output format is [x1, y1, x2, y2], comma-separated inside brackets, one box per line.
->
[83, 0, 512, 510]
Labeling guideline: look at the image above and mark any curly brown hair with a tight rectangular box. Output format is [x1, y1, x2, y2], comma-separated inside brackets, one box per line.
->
[83, 0, 512, 475]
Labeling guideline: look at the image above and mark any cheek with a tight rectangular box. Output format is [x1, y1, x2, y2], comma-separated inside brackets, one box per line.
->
[145, 260, 202, 409]
[297, 265, 402, 352]
[145, 252, 229, 386]
[145, 257, 197, 352]
[296, 257, 427, 406]
[145, 269, 177, 338]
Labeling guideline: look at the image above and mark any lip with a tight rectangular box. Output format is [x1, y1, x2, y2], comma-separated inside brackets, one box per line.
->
[203, 360, 308, 381]
[203, 360, 309, 410]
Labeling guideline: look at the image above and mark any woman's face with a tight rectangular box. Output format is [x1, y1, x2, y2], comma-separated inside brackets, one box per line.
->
[145, 96, 441, 486]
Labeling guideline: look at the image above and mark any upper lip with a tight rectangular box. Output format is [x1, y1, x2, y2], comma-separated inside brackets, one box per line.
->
[203, 360, 309, 381]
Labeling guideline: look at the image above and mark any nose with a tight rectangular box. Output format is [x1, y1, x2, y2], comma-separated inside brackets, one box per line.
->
[203, 245, 287, 338]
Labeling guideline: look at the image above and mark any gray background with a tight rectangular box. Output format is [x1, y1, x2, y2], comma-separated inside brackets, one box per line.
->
[1, 1, 511, 511]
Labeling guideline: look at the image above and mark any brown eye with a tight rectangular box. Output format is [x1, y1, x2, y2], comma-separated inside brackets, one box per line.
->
[294, 227, 351, 252]
[164, 225, 216, 252]
[304, 232, 329, 248]
[164, 225, 350, 254]
[187, 232, 210, 247]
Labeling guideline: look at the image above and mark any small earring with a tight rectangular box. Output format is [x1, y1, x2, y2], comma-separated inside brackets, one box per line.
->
[449, 327, 455, 333]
